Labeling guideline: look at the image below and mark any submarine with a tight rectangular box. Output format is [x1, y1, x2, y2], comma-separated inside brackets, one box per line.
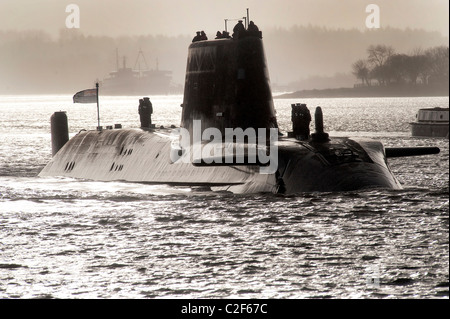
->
[39, 24, 440, 194]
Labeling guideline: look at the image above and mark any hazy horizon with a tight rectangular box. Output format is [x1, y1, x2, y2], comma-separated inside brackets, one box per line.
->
[0, 0, 448, 94]
[1, 0, 449, 38]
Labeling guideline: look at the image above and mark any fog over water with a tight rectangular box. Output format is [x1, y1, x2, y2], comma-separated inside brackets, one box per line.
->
[1, 0, 448, 38]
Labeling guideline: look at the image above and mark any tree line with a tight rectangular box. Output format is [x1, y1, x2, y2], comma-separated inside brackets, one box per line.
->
[352, 45, 449, 87]
[0, 27, 448, 94]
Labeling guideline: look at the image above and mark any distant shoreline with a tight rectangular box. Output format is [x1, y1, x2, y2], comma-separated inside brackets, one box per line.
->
[275, 85, 449, 99]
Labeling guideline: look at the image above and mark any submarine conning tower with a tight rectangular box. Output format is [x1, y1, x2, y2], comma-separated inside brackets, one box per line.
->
[181, 35, 277, 136]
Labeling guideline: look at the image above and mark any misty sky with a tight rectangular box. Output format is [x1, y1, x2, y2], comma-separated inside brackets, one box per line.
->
[1, 0, 448, 38]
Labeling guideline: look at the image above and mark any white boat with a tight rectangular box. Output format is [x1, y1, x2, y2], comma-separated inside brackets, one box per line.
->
[410, 107, 449, 138]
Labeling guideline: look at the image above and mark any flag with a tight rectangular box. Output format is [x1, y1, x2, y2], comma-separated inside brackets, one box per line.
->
[73, 88, 97, 103]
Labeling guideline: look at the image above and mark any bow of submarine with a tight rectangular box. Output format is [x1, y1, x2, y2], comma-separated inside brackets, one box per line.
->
[274, 137, 402, 194]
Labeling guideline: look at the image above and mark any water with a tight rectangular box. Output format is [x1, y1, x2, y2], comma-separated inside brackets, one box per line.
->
[0, 95, 448, 299]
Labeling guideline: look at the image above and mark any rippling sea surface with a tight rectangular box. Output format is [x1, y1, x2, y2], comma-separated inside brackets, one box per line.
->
[0, 95, 448, 299]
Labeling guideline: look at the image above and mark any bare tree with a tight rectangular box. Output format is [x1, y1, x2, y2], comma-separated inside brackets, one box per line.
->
[407, 54, 428, 85]
[367, 45, 395, 85]
[425, 46, 449, 84]
[352, 59, 370, 86]
[367, 44, 395, 67]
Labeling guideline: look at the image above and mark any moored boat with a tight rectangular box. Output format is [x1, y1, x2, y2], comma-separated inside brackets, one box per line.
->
[410, 107, 449, 138]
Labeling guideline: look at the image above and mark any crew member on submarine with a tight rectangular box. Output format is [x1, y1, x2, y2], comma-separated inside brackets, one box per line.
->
[292, 103, 312, 140]
[138, 97, 153, 128]
[247, 21, 260, 37]
[233, 20, 246, 39]
[192, 31, 201, 42]
[200, 31, 208, 40]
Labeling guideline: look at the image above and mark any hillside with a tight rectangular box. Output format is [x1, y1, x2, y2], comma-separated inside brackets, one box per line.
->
[275, 84, 449, 99]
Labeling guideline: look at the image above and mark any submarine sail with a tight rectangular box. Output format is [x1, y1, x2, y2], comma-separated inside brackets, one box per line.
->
[181, 36, 277, 136]
[39, 22, 439, 194]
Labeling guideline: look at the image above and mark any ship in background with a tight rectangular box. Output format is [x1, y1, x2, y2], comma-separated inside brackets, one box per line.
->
[101, 49, 179, 95]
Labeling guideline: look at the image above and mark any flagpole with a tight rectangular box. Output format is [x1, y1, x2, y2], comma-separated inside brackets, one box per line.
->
[96, 82, 100, 130]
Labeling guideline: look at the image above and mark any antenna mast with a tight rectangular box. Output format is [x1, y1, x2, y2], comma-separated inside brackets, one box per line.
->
[115, 48, 119, 71]
[134, 49, 149, 71]
[225, 8, 251, 32]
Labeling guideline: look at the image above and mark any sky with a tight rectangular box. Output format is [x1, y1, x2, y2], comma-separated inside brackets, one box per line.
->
[0, 0, 449, 38]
